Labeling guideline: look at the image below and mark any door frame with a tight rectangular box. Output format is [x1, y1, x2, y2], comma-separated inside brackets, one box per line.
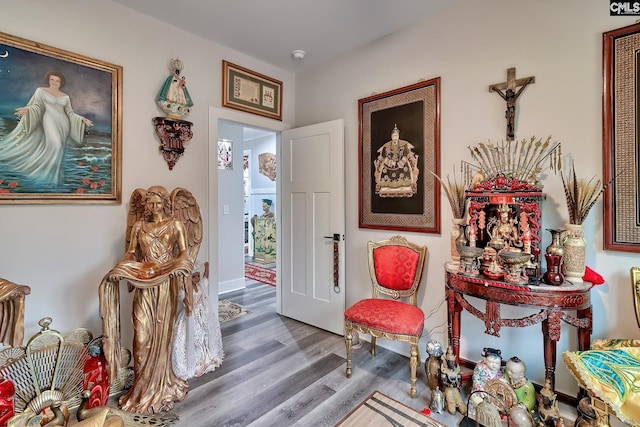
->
[208, 106, 290, 313]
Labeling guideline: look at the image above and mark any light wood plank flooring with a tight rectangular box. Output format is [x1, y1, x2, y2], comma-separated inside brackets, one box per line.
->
[171, 280, 462, 427]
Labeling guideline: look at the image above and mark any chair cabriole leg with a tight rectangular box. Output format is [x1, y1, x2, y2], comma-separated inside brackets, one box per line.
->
[344, 324, 352, 378]
[410, 344, 418, 398]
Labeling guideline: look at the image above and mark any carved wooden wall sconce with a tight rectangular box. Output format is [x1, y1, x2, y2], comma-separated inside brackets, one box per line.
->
[152, 117, 193, 170]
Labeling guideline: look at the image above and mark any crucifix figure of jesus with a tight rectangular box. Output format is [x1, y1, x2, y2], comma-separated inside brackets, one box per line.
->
[489, 67, 535, 141]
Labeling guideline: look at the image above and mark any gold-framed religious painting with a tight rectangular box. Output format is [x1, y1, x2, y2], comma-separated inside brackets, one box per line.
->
[358, 78, 441, 234]
[222, 60, 282, 121]
[603, 22, 640, 252]
[0, 31, 122, 204]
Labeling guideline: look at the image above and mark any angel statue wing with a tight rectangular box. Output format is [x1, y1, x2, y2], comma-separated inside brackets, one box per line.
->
[170, 187, 202, 265]
[125, 188, 148, 256]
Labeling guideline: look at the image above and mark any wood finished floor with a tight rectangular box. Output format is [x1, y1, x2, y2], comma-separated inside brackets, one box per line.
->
[171, 280, 462, 427]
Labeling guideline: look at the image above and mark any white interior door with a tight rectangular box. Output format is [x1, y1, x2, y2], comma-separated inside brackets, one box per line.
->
[280, 119, 345, 335]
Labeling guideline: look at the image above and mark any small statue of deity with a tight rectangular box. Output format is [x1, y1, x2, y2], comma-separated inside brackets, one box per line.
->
[440, 347, 467, 415]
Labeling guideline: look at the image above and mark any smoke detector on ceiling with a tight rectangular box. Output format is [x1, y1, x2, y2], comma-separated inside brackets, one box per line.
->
[291, 50, 306, 60]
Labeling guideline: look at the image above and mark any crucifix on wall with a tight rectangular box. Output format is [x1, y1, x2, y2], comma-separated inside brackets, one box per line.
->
[489, 67, 535, 141]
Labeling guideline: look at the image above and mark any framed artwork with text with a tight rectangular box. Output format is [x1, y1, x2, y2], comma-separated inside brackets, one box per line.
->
[222, 60, 282, 121]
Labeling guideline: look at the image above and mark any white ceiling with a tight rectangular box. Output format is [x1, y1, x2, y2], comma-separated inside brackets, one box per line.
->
[111, 0, 452, 73]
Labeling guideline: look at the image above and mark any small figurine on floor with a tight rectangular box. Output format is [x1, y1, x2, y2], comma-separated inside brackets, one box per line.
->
[429, 386, 444, 414]
[425, 340, 443, 391]
[505, 357, 536, 413]
[440, 346, 467, 415]
[536, 378, 564, 427]
[471, 347, 503, 405]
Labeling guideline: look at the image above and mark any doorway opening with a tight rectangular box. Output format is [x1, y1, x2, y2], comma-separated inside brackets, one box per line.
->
[215, 117, 280, 305]
[210, 108, 347, 335]
[240, 127, 277, 287]
[208, 106, 289, 316]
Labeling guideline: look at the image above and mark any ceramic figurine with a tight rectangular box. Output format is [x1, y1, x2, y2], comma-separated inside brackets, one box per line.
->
[471, 347, 503, 405]
[505, 357, 536, 413]
[157, 58, 194, 119]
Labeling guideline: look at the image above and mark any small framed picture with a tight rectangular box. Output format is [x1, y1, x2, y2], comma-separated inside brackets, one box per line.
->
[222, 60, 282, 121]
[217, 139, 233, 170]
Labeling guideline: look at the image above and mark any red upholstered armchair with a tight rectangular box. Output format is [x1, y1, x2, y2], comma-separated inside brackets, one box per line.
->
[344, 235, 427, 398]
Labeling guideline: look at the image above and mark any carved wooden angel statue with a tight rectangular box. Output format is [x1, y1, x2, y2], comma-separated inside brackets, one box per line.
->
[99, 186, 202, 414]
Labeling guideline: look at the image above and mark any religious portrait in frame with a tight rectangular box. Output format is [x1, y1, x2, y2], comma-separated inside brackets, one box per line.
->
[0, 31, 122, 204]
[359, 78, 441, 234]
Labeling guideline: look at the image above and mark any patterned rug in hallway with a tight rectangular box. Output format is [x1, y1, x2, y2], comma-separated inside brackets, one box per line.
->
[244, 262, 276, 286]
[336, 391, 446, 427]
[219, 300, 250, 323]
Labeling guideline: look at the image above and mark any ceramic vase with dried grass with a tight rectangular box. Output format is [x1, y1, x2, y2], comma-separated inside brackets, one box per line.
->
[560, 162, 610, 284]
[563, 223, 586, 283]
[430, 167, 468, 268]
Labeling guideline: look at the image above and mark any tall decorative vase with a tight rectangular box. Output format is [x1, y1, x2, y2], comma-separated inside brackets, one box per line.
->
[563, 223, 586, 283]
[545, 228, 565, 257]
[543, 254, 564, 286]
[450, 218, 466, 265]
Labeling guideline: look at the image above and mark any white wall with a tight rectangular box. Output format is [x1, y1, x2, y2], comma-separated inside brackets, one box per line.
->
[0, 0, 294, 345]
[295, 0, 640, 397]
[217, 122, 245, 293]
[216, 126, 277, 294]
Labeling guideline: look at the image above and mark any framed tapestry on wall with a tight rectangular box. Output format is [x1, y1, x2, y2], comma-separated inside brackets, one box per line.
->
[358, 78, 441, 234]
[603, 22, 640, 252]
[0, 31, 123, 204]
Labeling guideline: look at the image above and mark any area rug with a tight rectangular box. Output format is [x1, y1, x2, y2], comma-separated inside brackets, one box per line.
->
[244, 262, 276, 286]
[218, 300, 250, 323]
[336, 391, 446, 427]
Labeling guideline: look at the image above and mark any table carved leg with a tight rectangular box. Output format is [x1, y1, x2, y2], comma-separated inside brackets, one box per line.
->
[446, 288, 462, 363]
[542, 310, 562, 390]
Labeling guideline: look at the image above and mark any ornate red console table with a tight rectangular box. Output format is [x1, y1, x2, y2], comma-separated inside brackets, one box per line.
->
[445, 266, 592, 389]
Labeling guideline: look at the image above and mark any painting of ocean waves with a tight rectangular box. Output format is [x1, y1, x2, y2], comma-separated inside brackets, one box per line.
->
[0, 117, 113, 194]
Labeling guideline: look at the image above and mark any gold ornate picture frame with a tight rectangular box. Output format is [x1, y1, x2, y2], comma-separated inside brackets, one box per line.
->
[603, 22, 640, 252]
[222, 60, 282, 121]
[0, 31, 122, 204]
[358, 78, 441, 234]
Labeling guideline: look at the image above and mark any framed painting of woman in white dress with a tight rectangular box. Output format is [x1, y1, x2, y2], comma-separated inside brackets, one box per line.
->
[0, 31, 122, 204]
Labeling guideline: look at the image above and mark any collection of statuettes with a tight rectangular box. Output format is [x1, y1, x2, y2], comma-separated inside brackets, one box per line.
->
[424, 340, 605, 427]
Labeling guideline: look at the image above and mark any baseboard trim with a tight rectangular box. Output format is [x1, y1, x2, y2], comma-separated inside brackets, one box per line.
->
[219, 277, 246, 294]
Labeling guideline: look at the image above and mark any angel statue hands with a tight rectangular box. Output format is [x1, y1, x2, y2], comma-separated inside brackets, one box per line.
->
[99, 186, 202, 414]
